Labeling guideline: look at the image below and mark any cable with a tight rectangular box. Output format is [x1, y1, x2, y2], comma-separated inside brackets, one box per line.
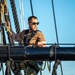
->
[51, 0, 59, 44]
[47, 61, 51, 73]
[37, 61, 46, 75]
[18, 0, 26, 31]
[9, 0, 20, 34]
[52, 44, 63, 75]
[39, 61, 46, 71]
[60, 62, 63, 75]
[30, 0, 34, 16]
[10, 0, 22, 45]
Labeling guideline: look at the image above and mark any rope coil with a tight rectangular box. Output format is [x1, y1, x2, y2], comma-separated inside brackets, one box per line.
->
[52, 44, 63, 75]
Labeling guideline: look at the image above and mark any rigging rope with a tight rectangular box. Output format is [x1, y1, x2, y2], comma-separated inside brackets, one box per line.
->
[9, 0, 22, 45]
[37, 61, 46, 75]
[0, 0, 6, 45]
[9, 0, 20, 34]
[51, 44, 63, 75]
[7, 12, 14, 45]
[0, 0, 15, 75]
[3, 0, 14, 45]
[47, 61, 51, 73]
[51, 0, 59, 44]
[51, 0, 64, 75]
[18, 0, 26, 31]
[0, 1, 7, 75]
[3, 0, 14, 75]
[30, 0, 34, 16]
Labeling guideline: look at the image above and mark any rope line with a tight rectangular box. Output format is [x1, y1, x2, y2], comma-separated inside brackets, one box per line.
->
[30, 0, 34, 16]
[52, 44, 63, 75]
[9, 0, 20, 34]
[51, 0, 59, 44]
[18, 0, 26, 31]
[9, 0, 22, 45]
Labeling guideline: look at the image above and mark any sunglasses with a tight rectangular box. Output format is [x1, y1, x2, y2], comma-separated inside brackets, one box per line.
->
[30, 22, 39, 25]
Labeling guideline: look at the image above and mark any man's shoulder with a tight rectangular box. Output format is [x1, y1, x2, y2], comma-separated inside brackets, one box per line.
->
[24, 29, 29, 34]
[36, 30, 42, 33]
[25, 29, 29, 32]
[36, 30, 44, 36]
[36, 30, 43, 34]
[21, 29, 29, 35]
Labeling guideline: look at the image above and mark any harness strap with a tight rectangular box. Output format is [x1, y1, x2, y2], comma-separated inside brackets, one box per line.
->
[23, 29, 41, 46]
[23, 29, 29, 46]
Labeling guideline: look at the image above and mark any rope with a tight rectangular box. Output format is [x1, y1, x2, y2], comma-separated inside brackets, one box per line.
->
[18, 0, 26, 31]
[0, 1, 6, 45]
[21, 0, 25, 30]
[9, 0, 20, 34]
[5, 44, 11, 75]
[39, 61, 46, 75]
[18, 0, 22, 31]
[39, 61, 46, 71]
[39, 61, 51, 75]
[1, 63, 4, 75]
[30, 0, 34, 16]
[4, 0, 14, 45]
[51, 0, 59, 44]
[0, 1, 8, 75]
[47, 61, 51, 73]
[7, 12, 14, 45]
[9, 0, 22, 45]
[52, 44, 63, 75]
[0, 0, 14, 74]
[3, 0, 14, 45]
[60, 62, 63, 75]
[52, 44, 57, 75]
[51, 0, 64, 74]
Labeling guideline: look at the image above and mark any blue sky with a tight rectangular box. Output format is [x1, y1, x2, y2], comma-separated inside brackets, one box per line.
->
[0, 0, 75, 75]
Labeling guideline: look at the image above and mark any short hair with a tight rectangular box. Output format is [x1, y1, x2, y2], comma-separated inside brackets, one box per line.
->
[28, 16, 38, 22]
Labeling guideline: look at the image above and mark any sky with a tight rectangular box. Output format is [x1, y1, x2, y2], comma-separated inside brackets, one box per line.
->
[0, 0, 75, 75]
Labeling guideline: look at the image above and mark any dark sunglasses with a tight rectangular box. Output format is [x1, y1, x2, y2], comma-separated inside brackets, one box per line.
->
[30, 22, 39, 25]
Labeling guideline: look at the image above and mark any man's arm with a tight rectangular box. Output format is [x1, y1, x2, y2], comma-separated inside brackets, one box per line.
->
[5, 21, 22, 42]
[37, 41, 46, 47]
[36, 31, 46, 47]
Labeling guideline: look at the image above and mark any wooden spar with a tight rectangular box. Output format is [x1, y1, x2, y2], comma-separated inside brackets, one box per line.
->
[0, 46, 75, 62]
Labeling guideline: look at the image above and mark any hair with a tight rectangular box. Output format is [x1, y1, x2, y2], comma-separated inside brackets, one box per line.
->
[28, 16, 38, 22]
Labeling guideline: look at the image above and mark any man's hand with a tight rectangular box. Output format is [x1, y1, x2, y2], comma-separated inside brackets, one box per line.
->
[36, 41, 46, 47]
[4, 21, 12, 35]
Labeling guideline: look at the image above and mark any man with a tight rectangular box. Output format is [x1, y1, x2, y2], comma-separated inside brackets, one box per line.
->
[5, 16, 46, 75]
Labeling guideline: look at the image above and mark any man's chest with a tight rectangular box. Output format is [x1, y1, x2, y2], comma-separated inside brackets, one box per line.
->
[26, 33, 38, 44]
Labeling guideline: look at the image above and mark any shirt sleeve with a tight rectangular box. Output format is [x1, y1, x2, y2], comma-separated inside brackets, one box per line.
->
[15, 30, 25, 42]
[37, 31, 45, 42]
